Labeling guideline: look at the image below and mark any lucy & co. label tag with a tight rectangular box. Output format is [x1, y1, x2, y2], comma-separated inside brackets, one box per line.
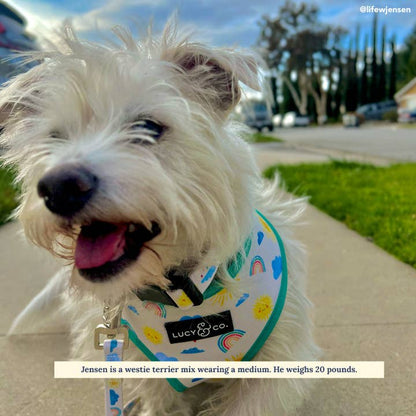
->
[164, 311, 234, 344]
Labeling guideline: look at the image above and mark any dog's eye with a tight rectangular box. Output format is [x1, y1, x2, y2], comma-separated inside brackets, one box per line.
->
[131, 119, 165, 143]
[49, 130, 62, 139]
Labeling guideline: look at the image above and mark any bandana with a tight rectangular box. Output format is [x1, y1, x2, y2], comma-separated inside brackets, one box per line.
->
[122, 210, 287, 392]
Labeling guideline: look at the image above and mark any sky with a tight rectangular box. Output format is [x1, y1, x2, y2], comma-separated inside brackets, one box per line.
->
[4, 0, 416, 51]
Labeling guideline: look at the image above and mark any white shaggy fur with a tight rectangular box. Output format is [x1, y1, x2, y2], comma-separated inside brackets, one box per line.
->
[1, 19, 319, 415]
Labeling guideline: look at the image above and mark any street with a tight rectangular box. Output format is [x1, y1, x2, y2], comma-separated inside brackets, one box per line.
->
[271, 125, 416, 162]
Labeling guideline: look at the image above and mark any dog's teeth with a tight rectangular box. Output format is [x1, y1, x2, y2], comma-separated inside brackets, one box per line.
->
[128, 224, 136, 233]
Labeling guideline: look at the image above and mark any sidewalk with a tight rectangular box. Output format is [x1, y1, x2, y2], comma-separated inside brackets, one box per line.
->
[254, 141, 394, 167]
[1, 145, 415, 415]
[256, 145, 416, 415]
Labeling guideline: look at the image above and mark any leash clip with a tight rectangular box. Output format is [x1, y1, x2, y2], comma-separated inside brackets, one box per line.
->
[94, 300, 131, 415]
[94, 324, 129, 350]
[94, 300, 129, 350]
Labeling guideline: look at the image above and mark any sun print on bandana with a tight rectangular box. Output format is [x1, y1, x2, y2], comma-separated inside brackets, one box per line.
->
[143, 326, 163, 344]
[210, 288, 233, 306]
[252, 295, 274, 320]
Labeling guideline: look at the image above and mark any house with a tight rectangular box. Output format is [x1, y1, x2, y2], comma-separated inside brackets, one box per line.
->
[394, 77, 416, 111]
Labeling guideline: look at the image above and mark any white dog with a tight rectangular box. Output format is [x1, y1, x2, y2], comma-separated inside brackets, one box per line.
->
[1, 19, 319, 416]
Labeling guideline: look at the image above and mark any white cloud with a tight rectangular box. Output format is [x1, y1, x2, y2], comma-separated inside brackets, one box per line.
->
[5, 0, 415, 49]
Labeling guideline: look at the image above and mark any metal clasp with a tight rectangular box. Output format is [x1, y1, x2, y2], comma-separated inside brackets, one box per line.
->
[94, 300, 129, 350]
[94, 324, 129, 350]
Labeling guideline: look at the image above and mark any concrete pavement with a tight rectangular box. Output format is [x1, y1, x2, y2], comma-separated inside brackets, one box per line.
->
[254, 141, 394, 167]
[273, 124, 416, 163]
[1, 144, 416, 415]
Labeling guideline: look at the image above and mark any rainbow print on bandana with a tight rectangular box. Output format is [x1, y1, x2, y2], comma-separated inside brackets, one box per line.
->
[143, 301, 167, 318]
[250, 255, 266, 276]
[217, 329, 246, 352]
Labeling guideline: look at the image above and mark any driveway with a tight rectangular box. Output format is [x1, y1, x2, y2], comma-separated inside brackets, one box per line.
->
[272, 125, 416, 162]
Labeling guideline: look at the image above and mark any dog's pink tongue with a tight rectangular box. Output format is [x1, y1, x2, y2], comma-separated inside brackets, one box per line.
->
[75, 225, 127, 269]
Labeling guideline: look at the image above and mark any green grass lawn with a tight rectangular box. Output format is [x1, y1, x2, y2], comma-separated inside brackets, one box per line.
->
[264, 161, 416, 269]
[0, 167, 18, 225]
[249, 133, 283, 143]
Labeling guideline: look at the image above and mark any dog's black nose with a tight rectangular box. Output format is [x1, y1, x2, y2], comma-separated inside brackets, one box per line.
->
[37, 165, 98, 217]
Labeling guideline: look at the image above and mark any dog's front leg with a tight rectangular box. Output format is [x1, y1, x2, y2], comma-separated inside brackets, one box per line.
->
[8, 268, 70, 335]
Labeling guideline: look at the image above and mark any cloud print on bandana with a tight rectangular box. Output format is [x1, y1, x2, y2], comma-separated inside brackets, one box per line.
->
[127, 305, 139, 315]
[201, 266, 217, 283]
[181, 347, 205, 354]
[179, 315, 202, 321]
[155, 352, 178, 361]
[272, 256, 282, 280]
[236, 293, 249, 307]
[257, 231, 264, 246]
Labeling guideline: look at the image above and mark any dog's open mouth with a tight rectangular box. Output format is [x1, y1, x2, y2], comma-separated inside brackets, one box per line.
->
[75, 221, 161, 282]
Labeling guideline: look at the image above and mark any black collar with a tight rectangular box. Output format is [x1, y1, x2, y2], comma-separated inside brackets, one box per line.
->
[133, 236, 252, 308]
[134, 268, 206, 307]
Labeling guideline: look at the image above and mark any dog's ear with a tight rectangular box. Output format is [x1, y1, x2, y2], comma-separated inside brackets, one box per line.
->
[166, 46, 261, 114]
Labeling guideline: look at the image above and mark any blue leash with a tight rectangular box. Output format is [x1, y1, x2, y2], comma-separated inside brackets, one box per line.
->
[104, 338, 124, 415]
[95, 302, 141, 415]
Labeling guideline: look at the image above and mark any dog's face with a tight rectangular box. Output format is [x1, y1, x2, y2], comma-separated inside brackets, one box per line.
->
[0, 23, 260, 300]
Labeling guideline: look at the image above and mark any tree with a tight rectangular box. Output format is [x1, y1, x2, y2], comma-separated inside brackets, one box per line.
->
[344, 40, 356, 111]
[330, 47, 343, 119]
[258, 0, 345, 123]
[397, 24, 416, 89]
[267, 75, 279, 114]
[281, 74, 298, 113]
[344, 26, 360, 111]
[360, 34, 369, 105]
[388, 35, 397, 99]
[353, 25, 360, 106]
[370, 14, 378, 101]
[378, 25, 386, 101]
[303, 28, 342, 124]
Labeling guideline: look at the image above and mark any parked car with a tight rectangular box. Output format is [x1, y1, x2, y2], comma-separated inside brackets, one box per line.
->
[355, 100, 397, 121]
[342, 113, 360, 127]
[239, 100, 274, 131]
[398, 108, 416, 123]
[272, 114, 282, 127]
[282, 112, 310, 128]
[0, 3, 37, 84]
